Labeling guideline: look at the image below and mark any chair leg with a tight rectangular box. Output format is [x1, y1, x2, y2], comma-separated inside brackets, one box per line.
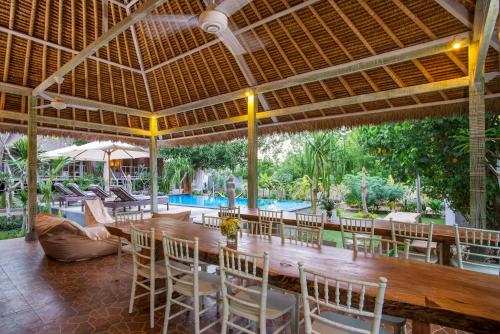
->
[129, 273, 137, 314]
[221, 308, 229, 334]
[162, 287, 173, 334]
[150, 278, 155, 328]
[194, 295, 200, 334]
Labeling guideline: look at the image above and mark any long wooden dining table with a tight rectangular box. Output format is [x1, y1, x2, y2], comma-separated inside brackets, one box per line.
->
[239, 208, 459, 265]
[105, 218, 500, 334]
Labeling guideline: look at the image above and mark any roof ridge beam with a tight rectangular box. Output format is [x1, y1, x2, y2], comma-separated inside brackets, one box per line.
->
[155, 33, 470, 117]
[0, 27, 141, 74]
[157, 76, 469, 136]
[144, 0, 322, 74]
[33, 0, 169, 96]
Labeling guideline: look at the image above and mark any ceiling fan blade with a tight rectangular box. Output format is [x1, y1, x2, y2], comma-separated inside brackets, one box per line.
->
[66, 103, 99, 111]
[215, 0, 251, 17]
[217, 28, 247, 55]
[34, 105, 51, 110]
[233, 26, 268, 53]
[145, 14, 198, 36]
[38, 92, 53, 101]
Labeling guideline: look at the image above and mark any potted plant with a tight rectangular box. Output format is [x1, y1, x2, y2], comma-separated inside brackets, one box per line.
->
[220, 218, 240, 249]
[320, 197, 336, 220]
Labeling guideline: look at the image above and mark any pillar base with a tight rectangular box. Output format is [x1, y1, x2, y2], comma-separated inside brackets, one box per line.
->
[25, 231, 38, 241]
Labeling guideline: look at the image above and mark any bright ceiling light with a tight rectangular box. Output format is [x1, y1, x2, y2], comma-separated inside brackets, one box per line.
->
[452, 41, 462, 49]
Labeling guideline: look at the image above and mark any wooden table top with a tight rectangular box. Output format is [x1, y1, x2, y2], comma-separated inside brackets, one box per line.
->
[106, 218, 500, 333]
[382, 211, 421, 223]
[238, 208, 457, 244]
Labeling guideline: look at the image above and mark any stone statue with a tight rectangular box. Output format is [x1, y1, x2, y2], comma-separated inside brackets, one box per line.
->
[226, 176, 236, 208]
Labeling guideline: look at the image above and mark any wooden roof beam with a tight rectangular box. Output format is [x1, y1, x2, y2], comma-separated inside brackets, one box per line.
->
[155, 33, 470, 117]
[159, 92, 500, 145]
[0, 110, 150, 136]
[0, 27, 141, 74]
[0, 82, 32, 96]
[469, 0, 499, 81]
[125, 4, 155, 112]
[435, 0, 499, 51]
[157, 76, 469, 135]
[32, 0, 169, 97]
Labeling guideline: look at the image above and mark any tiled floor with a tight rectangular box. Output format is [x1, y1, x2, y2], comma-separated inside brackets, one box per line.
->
[0, 237, 470, 334]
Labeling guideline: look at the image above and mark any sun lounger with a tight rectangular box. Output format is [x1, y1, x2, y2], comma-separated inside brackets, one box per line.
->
[88, 184, 111, 201]
[68, 183, 97, 199]
[53, 182, 87, 211]
[107, 186, 169, 215]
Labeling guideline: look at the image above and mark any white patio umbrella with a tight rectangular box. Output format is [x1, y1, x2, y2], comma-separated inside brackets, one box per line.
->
[42, 141, 149, 191]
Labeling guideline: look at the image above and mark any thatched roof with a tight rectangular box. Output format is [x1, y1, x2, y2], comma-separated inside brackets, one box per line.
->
[0, 0, 498, 146]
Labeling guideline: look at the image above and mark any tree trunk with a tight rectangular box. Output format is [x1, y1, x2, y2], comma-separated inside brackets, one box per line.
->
[361, 167, 369, 218]
[311, 186, 318, 214]
[416, 174, 422, 213]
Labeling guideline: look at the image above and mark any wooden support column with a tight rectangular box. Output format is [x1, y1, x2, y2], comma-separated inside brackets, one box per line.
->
[26, 96, 37, 240]
[149, 116, 158, 213]
[468, 0, 499, 228]
[247, 90, 258, 209]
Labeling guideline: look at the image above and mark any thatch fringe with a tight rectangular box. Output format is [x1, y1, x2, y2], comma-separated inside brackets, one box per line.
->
[159, 97, 500, 147]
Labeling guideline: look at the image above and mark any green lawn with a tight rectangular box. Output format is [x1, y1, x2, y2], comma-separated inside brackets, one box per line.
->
[0, 229, 25, 240]
[323, 210, 445, 247]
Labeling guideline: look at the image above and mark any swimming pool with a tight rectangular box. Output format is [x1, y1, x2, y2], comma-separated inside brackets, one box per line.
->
[168, 194, 310, 212]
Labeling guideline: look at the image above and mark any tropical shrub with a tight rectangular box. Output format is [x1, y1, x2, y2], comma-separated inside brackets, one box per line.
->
[427, 199, 444, 215]
[343, 173, 405, 211]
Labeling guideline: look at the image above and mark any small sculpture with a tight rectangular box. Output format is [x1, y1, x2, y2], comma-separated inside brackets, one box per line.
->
[226, 176, 236, 208]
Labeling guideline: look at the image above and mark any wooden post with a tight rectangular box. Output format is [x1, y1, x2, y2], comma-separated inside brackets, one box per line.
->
[26, 96, 37, 240]
[149, 116, 158, 213]
[247, 90, 258, 209]
[468, 0, 498, 228]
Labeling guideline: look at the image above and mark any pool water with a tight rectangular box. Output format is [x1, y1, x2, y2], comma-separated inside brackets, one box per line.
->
[168, 194, 310, 212]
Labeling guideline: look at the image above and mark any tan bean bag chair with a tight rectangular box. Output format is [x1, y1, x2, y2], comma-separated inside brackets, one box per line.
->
[152, 210, 192, 223]
[84, 199, 115, 226]
[35, 213, 118, 262]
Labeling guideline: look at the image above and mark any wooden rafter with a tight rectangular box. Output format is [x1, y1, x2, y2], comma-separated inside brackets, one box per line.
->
[157, 76, 469, 135]
[155, 33, 470, 117]
[32, 0, 170, 96]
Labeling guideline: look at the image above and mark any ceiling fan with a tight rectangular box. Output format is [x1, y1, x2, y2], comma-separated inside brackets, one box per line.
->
[147, 0, 264, 56]
[35, 77, 98, 111]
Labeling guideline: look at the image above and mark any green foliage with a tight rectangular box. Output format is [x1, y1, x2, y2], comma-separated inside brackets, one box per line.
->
[357, 114, 499, 225]
[75, 173, 100, 190]
[160, 157, 193, 193]
[320, 197, 336, 211]
[0, 216, 23, 231]
[427, 199, 443, 215]
[38, 157, 70, 212]
[343, 173, 405, 211]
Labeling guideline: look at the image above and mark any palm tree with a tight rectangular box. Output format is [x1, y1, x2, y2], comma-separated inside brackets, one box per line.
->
[163, 157, 194, 193]
[38, 157, 69, 212]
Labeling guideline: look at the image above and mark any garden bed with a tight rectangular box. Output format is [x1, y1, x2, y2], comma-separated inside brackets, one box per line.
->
[0, 216, 25, 240]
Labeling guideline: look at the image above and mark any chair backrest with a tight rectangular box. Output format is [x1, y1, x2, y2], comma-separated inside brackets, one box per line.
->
[162, 234, 199, 295]
[219, 244, 270, 333]
[115, 210, 144, 222]
[454, 224, 500, 273]
[298, 262, 387, 334]
[244, 220, 272, 239]
[130, 225, 155, 277]
[68, 183, 87, 197]
[282, 225, 322, 248]
[352, 234, 410, 259]
[54, 182, 73, 196]
[258, 209, 283, 237]
[111, 186, 137, 202]
[201, 214, 224, 229]
[339, 217, 375, 249]
[219, 206, 240, 219]
[390, 220, 433, 263]
[88, 185, 109, 200]
[296, 212, 324, 229]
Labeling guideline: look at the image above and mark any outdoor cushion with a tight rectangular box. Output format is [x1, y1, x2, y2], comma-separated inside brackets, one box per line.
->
[84, 199, 115, 226]
[35, 213, 118, 262]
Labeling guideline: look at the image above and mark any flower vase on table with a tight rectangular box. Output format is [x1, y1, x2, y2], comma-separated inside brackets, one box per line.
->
[220, 218, 240, 249]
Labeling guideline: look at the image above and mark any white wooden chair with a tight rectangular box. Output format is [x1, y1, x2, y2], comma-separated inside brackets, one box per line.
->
[296, 212, 324, 230]
[390, 221, 435, 263]
[453, 224, 500, 275]
[128, 224, 166, 328]
[352, 234, 410, 334]
[339, 217, 375, 251]
[162, 234, 221, 334]
[259, 209, 284, 238]
[219, 244, 297, 333]
[282, 224, 322, 248]
[114, 210, 144, 278]
[219, 206, 241, 219]
[201, 213, 224, 230]
[244, 219, 273, 239]
[298, 262, 389, 334]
